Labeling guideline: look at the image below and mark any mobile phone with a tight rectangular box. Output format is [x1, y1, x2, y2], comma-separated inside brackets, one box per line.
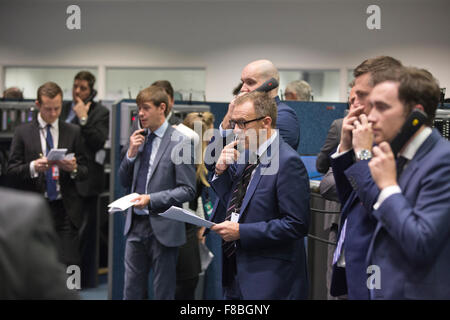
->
[390, 109, 427, 157]
[140, 128, 148, 136]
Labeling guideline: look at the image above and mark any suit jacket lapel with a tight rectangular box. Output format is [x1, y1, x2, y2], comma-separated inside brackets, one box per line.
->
[31, 120, 44, 155]
[238, 143, 278, 222]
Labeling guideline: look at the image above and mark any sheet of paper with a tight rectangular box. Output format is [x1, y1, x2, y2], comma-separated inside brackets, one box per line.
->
[64, 153, 75, 160]
[46, 148, 68, 161]
[160, 206, 215, 228]
[108, 193, 140, 213]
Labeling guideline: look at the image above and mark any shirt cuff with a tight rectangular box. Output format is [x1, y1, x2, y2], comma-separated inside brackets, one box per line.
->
[331, 144, 352, 159]
[126, 152, 136, 162]
[219, 123, 233, 138]
[373, 185, 402, 210]
[30, 161, 38, 178]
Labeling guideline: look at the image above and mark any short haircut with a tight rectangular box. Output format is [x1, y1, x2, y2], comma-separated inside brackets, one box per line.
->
[285, 80, 312, 101]
[136, 86, 169, 117]
[74, 71, 96, 90]
[37, 82, 63, 104]
[353, 56, 403, 83]
[3, 87, 23, 100]
[372, 66, 440, 126]
[234, 91, 277, 128]
[151, 80, 174, 100]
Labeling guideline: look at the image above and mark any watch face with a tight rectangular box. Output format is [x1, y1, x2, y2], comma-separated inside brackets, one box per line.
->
[358, 149, 372, 160]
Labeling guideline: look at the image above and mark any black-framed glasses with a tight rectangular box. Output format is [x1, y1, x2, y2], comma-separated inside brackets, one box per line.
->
[229, 116, 265, 129]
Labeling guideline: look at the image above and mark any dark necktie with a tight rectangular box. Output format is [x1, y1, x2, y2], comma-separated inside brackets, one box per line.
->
[135, 133, 156, 194]
[45, 124, 58, 201]
[396, 156, 408, 178]
[223, 160, 259, 258]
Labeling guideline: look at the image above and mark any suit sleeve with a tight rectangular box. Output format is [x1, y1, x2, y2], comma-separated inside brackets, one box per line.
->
[239, 155, 310, 248]
[148, 139, 196, 212]
[371, 159, 450, 266]
[81, 104, 109, 152]
[344, 160, 380, 213]
[7, 126, 32, 181]
[276, 106, 300, 151]
[316, 120, 340, 174]
[330, 150, 356, 205]
[73, 127, 88, 181]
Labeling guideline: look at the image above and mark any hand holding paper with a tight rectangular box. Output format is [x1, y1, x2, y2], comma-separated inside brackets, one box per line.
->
[160, 206, 215, 228]
[108, 193, 140, 213]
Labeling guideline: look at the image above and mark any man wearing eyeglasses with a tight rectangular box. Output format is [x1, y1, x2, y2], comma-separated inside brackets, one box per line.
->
[209, 91, 310, 300]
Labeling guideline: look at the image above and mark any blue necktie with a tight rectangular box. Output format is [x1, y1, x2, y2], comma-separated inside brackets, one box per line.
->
[45, 124, 58, 201]
[135, 133, 156, 195]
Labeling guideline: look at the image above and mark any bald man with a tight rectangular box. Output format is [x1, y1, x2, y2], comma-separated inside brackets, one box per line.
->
[221, 59, 300, 150]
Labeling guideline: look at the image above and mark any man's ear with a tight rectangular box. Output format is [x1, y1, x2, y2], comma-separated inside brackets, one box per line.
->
[263, 116, 272, 128]
[35, 100, 41, 109]
[160, 102, 167, 115]
[413, 104, 424, 112]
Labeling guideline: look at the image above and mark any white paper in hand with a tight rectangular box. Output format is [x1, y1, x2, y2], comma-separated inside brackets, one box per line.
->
[160, 206, 215, 228]
[108, 193, 139, 213]
[46, 148, 68, 161]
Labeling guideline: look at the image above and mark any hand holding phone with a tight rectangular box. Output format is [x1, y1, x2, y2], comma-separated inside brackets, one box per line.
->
[390, 109, 427, 157]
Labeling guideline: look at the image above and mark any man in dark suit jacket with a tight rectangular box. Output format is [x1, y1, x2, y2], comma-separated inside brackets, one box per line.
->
[118, 86, 196, 300]
[0, 187, 79, 299]
[210, 91, 310, 299]
[60, 71, 109, 288]
[329, 56, 402, 299]
[363, 67, 450, 299]
[7, 81, 88, 266]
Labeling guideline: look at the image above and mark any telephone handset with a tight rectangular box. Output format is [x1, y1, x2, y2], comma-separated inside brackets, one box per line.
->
[390, 109, 427, 157]
[84, 89, 97, 104]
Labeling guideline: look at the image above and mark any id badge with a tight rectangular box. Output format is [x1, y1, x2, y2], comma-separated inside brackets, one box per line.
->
[52, 165, 59, 181]
[231, 211, 240, 223]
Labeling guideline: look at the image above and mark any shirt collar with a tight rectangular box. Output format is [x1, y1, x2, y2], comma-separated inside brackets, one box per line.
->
[399, 126, 432, 160]
[38, 113, 59, 130]
[151, 120, 169, 138]
[257, 130, 278, 158]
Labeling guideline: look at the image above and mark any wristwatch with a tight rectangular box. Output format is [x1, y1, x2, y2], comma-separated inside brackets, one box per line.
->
[79, 116, 88, 126]
[356, 149, 373, 161]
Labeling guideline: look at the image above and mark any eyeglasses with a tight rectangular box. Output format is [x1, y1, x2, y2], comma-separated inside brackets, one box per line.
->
[229, 116, 265, 129]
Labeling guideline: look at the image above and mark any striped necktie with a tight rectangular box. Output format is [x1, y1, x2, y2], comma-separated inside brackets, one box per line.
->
[223, 160, 258, 258]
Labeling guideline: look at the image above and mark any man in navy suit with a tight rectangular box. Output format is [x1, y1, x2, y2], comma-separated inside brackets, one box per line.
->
[329, 56, 402, 299]
[364, 67, 450, 299]
[210, 91, 310, 299]
[119, 86, 196, 299]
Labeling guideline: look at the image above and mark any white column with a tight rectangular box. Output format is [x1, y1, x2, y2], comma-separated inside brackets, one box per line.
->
[97, 64, 106, 100]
